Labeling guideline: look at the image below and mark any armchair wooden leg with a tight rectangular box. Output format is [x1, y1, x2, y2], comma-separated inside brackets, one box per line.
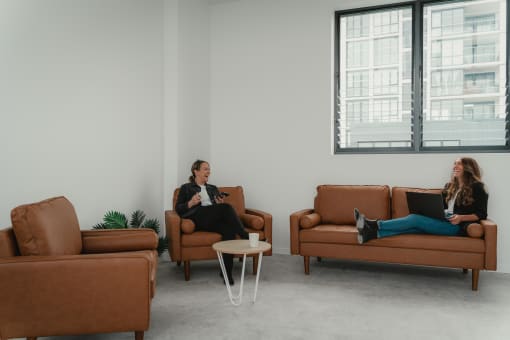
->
[184, 261, 190, 281]
[472, 269, 479, 291]
[304, 256, 310, 275]
[177, 261, 181, 266]
[317, 257, 322, 262]
[135, 331, 144, 340]
[462, 268, 468, 274]
[27, 337, 37, 340]
[252, 255, 259, 275]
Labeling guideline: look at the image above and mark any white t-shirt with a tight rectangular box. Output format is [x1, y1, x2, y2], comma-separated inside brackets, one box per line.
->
[446, 189, 460, 214]
[199, 185, 212, 206]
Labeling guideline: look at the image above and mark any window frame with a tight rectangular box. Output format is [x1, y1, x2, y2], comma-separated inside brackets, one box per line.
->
[333, 0, 510, 154]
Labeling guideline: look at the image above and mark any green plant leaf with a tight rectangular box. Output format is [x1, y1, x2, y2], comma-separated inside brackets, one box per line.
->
[92, 222, 106, 229]
[157, 236, 169, 256]
[143, 218, 160, 234]
[130, 210, 146, 228]
[103, 211, 128, 229]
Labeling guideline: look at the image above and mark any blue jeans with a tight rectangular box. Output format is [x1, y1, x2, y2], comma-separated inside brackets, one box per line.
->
[378, 214, 461, 238]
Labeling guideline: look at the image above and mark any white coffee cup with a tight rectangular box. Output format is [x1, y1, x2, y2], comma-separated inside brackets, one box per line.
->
[249, 233, 259, 247]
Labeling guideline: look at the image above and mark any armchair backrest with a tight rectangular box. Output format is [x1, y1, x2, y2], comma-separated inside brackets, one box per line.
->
[11, 196, 82, 256]
[172, 186, 246, 215]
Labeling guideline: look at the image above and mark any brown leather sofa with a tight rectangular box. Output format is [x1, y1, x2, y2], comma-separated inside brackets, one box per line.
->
[0, 196, 158, 340]
[290, 185, 497, 290]
[166, 186, 272, 280]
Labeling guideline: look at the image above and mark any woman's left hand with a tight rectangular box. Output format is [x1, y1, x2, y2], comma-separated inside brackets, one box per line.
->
[447, 214, 462, 225]
[215, 196, 224, 204]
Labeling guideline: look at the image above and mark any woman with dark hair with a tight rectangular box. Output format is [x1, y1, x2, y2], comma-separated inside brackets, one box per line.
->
[175, 160, 249, 284]
[355, 157, 488, 244]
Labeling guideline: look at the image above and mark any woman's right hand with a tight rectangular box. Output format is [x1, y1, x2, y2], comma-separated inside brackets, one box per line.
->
[188, 193, 201, 208]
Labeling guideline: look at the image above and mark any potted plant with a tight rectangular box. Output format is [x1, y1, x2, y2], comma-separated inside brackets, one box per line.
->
[93, 210, 168, 256]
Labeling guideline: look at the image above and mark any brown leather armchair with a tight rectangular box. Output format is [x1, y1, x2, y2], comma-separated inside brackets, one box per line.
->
[0, 196, 158, 340]
[165, 186, 272, 280]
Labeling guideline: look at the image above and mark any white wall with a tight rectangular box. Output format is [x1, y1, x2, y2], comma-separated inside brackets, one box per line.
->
[163, 0, 211, 208]
[0, 0, 165, 228]
[209, 0, 510, 272]
[177, 0, 211, 183]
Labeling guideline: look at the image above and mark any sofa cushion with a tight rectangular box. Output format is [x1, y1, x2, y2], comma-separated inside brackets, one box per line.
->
[300, 225, 358, 244]
[11, 196, 83, 256]
[315, 185, 391, 224]
[300, 224, 484, 253]
[369, 233, 485, 253]
[391, 187, 442, 218]
[300, 213, 321, 229]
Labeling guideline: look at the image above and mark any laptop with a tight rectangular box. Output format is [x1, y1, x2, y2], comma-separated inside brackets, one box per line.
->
[405, 191, 448, 221]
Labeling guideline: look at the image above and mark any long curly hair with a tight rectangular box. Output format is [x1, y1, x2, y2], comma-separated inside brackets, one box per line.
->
[444, 157, 482, 206]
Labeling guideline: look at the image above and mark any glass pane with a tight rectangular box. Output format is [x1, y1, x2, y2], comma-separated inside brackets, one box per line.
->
[422, 0, 507, 147]
[338, 7, 413, 149]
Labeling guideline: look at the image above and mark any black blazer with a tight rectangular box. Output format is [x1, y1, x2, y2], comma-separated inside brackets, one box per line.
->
[442, 181, 488, 232]
[175, 182, 221, 218]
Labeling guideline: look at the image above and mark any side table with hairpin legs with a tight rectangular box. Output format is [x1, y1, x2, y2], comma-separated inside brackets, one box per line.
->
[212, 240, 271, 306]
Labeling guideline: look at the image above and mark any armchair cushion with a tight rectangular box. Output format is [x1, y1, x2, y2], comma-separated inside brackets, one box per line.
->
[467, 223, 484, 238]
[81, 229, 158, 253]
[300, 213, 321, 229]
[239, 213, 264, 230]
[181, 219, 196, 234]
[11, 196, 82, 256]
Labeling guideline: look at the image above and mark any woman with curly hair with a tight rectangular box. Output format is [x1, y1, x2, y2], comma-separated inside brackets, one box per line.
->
[355, 157, 488, 244]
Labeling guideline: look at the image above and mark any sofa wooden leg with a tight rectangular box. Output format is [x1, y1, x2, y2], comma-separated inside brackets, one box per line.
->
[317, 257, 322, 262]
[184, 261, 190, 281]
[27, 337, 37, 340]
[472, 269, 479, 291]
[177, 261, 181, 266]
[135, 331, 144, 340]
[462, 268, 468, 274]
[253, 255, 259, 275]
[304, 256, 310, 275]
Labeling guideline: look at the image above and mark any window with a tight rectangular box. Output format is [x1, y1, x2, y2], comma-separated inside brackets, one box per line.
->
[373, 68, 399, 95]
[335, 0, 509, 153]
[374, 37, 399, 65]
[347, 41, 369, 68]
[347, 71, 369, 97]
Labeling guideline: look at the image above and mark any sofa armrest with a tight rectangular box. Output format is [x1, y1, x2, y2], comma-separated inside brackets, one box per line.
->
[0, 253, 152, 338]
[81, 228, 157, 254]
[165, 210, 182, 262]
[290, 209, 314, 255]
[481, 219, 497, 270]
[245, 208, 272, 255]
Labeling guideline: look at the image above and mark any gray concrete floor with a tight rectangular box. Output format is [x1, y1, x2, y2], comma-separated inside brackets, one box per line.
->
[39, 253, 510, 340]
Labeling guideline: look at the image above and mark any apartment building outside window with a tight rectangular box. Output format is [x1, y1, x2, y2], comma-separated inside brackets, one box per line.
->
[335, 0, 509, 153]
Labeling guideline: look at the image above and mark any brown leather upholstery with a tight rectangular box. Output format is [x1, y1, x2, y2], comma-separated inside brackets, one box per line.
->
[11, 196, 83, 256]
[0, 196, 158, 340]
[166, 186, 272, 280]
[290, 185, 498, 291]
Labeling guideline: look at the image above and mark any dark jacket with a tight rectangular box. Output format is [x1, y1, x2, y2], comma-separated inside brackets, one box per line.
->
[175, 182, 221, 218]
[442, 181, 488, 233]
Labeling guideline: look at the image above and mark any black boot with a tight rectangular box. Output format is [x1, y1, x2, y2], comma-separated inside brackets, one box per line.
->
[354, 208, 379, 244]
